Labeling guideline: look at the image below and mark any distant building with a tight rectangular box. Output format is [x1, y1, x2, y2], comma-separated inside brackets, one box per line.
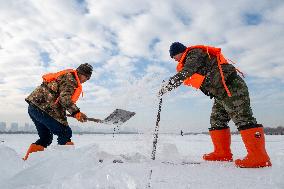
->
[24, 123, 30, 132]
[0, 122, 6, 132]
[10, 122, 19, 132]
[24, 123, 36, 132]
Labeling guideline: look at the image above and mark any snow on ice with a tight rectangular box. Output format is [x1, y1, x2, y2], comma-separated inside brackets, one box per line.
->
[0, 134, 283, 189]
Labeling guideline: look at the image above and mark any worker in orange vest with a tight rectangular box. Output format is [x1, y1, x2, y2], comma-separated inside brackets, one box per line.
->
[23, 63, 93, 160]
[158, 42, 271, 168]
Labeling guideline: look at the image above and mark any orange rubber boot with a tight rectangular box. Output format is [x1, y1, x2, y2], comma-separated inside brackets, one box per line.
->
[203, 128, 233, 161]
[235, 126, 272, 168]
[65, 141, 74, 145]
[23, 144, 44, 160]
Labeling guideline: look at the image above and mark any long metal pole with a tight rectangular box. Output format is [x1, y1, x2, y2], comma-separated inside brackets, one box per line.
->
[147, 97, 163, 188]
[151, 97, 163, 160]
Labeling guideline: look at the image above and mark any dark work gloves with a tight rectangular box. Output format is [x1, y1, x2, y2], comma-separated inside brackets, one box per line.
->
[157, 77, 181, 98]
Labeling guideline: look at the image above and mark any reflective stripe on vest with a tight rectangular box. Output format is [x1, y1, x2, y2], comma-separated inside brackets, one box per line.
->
[176, 45, 232, 97]
[42, 69, 82, 103]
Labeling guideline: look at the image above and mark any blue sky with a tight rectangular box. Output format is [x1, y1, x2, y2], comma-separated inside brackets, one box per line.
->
[0, 0, 283, 133]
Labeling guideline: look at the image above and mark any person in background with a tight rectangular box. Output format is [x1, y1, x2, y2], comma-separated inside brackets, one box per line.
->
[158, 42, 271, 168]
[23, 63, 93, 160]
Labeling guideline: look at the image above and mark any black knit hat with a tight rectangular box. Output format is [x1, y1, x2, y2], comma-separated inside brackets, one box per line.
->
[76, 63, 93, 79]
[169, 42, 187, 58]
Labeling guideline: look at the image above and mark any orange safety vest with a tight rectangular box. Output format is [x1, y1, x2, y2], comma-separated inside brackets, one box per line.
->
[176, 45, 232, 97]
[42, 69, 82, 103]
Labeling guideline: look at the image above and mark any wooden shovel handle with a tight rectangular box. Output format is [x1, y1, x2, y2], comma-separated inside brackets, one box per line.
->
[86, 118, 103, 123]
[67, 114, 103, 123]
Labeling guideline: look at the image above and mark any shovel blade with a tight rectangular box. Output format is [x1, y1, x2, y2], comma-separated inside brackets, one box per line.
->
[103, 109, 135, 125]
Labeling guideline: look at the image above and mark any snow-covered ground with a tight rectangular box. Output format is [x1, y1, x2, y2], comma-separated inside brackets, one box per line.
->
[0, 134, 283, 189]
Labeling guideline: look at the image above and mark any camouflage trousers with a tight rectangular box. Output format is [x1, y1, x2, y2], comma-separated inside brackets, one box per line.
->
[210, 76, 257, 130]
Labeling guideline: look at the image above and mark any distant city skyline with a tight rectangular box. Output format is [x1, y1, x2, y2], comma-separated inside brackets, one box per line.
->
[0, 120, 138, 134]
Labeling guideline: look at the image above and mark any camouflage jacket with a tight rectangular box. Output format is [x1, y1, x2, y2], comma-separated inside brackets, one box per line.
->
[26, 72, 81, 126]
[167, 48, 237, 99]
